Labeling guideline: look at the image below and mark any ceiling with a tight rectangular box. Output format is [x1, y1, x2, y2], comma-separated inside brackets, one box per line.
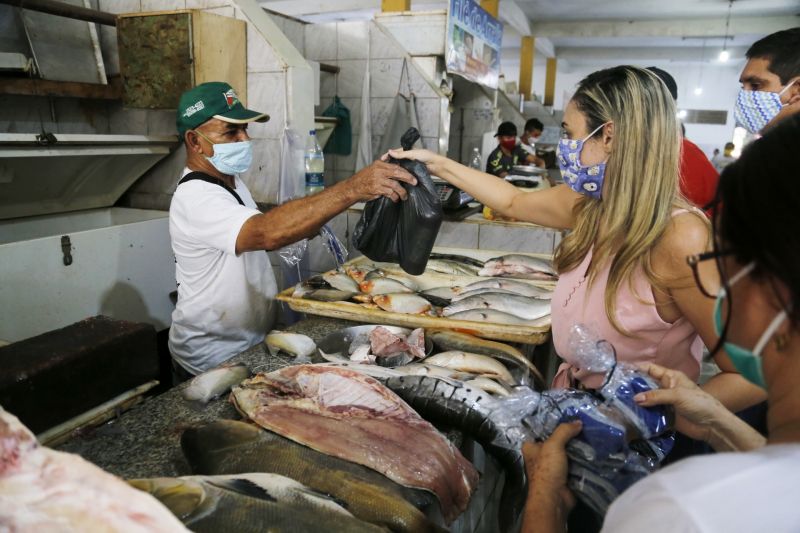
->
[260, 0, 800, 69]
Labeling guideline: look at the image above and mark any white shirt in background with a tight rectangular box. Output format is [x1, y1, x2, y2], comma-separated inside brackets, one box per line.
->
[168, 169, 277, 374]
[601, 443, 800, 533]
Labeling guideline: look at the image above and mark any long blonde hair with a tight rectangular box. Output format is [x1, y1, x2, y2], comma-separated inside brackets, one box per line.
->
[554, 66, 695, 335]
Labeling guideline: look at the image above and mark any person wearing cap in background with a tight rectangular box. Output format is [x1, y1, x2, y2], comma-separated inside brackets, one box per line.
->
[735, 27, 800, 134]
[486, 121, 542, 178]
[168, 82, 416, 381]
[647, 66, 719, 211]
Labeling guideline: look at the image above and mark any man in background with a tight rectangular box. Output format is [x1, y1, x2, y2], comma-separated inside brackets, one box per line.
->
[486, 121, 542, 177]
[520, 118, 544, 156]
[712, 142, 737, 173]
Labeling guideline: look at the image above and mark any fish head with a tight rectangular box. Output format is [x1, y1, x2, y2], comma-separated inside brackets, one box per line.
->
[128, 477, 207, 520]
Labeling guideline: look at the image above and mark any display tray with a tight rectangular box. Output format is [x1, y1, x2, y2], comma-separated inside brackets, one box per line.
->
[276, 247, 554, 345]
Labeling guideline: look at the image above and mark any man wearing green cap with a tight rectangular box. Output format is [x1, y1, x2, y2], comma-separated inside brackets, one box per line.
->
[169, 82, 416, 379]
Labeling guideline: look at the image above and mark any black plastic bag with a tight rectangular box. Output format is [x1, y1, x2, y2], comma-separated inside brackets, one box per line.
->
[353, 128, 443, 275]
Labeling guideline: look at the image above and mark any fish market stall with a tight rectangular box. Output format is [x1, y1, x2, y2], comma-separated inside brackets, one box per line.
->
[57, 317, 516, 532]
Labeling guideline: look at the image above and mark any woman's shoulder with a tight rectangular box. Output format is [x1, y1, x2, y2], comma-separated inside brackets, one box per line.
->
[650, 207, 710, 278]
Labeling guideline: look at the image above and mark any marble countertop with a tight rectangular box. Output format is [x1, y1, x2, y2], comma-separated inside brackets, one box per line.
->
[56, 317, 355, 479]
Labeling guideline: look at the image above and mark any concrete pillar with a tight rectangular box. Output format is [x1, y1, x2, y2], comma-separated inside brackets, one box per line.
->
[519, 36, 534, 101]
[544, 57, 557, 107]
[381, 0, 410, 12]
[480, 0, 498, 17]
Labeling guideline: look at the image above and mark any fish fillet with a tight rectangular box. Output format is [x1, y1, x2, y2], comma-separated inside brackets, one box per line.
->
[231, 365, 478, 523]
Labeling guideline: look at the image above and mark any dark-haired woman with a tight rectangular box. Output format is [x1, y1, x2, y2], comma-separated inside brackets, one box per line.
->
[522, 115, 800, 533]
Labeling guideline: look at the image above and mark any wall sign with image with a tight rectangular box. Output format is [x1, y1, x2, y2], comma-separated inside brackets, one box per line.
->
[445, 0, 503, 89]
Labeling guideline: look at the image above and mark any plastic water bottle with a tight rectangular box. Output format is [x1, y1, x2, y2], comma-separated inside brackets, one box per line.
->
[469, 147, 482, 170]
[304, 130, 325, 196]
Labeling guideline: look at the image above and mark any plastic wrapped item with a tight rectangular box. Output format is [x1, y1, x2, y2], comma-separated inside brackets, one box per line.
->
[352, 127, 443, 275]
[318, 223, 348, 267]
[488, 324, 675, 517]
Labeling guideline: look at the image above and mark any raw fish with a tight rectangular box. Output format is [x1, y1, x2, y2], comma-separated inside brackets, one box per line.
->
[424, 351, 515, 385]
[182, 364, 250, 403]
[323, 269, 360, 292]
[443, 293, 551, 321]
[266, 331, 316, 359]
[372, 293, 433, 315]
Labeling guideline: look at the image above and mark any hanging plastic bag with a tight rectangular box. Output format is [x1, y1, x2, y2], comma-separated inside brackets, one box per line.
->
[321, 96, 352, 156]
[352, 127, 443, 275]
[377, 58, 420, 157]
[276, 128, 308, 267]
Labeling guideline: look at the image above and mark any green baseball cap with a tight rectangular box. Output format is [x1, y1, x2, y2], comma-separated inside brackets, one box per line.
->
[176, 81, 269, 137]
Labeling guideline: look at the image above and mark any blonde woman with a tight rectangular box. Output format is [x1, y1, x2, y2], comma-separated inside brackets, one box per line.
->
[389, 66, 763, 412]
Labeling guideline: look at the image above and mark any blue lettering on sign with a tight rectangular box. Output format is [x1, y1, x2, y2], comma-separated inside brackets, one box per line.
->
[451, 0, 503, 49]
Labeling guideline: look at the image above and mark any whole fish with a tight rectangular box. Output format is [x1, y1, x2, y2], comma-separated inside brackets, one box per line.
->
[465, 377, 511, 397]
[345, 265, 376, 284]
[360, 277, 414, 295]
[481, 254, 556, 275]
[182, 364, 250, 403]
[129, 473, 382, 533]
[323, 269, 360, 292]
[396, 363, 477, 381]
[443, 293, 551, 321]
[266, 331, 316, 359]
[382, 375, 525, 533]
[293, 284, 356, 302]
[425, 259, 480, 277]
[365, 269, 420, 291]
[181, 420, 443, 533]
[372, 293, 433, 315]
[231, 365, 479, 524]
[428, 253, 485, 268]
[461, 278, 554, 299]
[454, 286, 552, 302]
[445, 309, 536, 326]
[427, 329, 544, 384]
[422, 286, 464, 302]
[424, 351, 515, 385]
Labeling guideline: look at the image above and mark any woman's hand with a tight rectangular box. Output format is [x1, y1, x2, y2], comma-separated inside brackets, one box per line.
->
[384, 148, 443, 174]
[634, 363, 725, 442]
[521, 421, 582, 533]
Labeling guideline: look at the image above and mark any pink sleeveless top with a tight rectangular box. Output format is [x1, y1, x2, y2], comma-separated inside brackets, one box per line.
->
[550, 211, 704, 388]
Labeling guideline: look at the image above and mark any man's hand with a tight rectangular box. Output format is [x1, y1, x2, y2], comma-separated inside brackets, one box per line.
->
[524, 421, 582, 512]
[347, 160, 417, 203]
[634, 363, 727, 442]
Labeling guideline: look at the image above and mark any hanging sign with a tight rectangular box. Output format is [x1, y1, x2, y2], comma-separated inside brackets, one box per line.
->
[445, 0, 503, 89]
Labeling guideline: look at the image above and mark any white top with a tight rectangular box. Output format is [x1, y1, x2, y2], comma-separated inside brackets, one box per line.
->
[168, 169, 277, 374]
[601, 444, 800, 533]
[519, 140, 536, 156]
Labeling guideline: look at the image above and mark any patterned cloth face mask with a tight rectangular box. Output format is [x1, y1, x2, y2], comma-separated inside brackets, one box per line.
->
[556, 122, 609, 199]
[734, 79, 798, 134]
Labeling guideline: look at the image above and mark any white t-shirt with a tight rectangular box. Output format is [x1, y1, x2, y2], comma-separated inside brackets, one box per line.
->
[601, 444, 800, 533]
[520, 140, 536, 156]
[168, 169, 277, 374]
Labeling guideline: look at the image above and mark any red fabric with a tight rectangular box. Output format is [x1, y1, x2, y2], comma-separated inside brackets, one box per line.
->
[680, 138, 719, 211]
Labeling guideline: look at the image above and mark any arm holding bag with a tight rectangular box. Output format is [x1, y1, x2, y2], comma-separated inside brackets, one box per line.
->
[352, 128, 443, 275]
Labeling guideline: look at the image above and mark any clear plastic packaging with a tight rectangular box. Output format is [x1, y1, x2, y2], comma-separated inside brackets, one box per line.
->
[490, 324, 675, 517]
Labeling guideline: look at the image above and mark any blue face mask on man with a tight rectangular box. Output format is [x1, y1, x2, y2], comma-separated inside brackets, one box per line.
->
[195, 130, 253, 175]
[734, 79, 798, 134]
[713, 262, 789, 388]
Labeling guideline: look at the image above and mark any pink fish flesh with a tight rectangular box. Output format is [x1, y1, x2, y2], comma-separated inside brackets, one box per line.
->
[231, 365, 478, 523]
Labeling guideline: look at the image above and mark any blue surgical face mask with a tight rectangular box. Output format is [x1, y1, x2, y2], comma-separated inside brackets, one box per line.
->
[196, 130, 253, 175]
[713, 262, 788, 389]
[734, 79, 798, 134]
[556, 122, 609, 199]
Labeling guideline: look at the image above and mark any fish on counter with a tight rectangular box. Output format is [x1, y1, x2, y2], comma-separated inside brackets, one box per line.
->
[478, 254, 558, 280]
[421, 286, 464, 303]
[129, 473, 382, 533]
[425, 258, 481, 277]
[231, 365, 479, 524]
[382, 375, 526, 533]
[465, 377, 512, 397]
[443, 293, 551, 321]
[365, 269, 420, 291]
[181, 420, 444, 533]
[350, 344, 376, 364]
[359, 277, 414, 295]
[323, 269, 361, 293]
[266, 331, 317, 360]
[428, 329, 544, 385]
[345, 264, 376, 284]
[395, 363, 476, 381]
[372, 293, 433, 315]
[292, 282, 357, 302]
[424, 351, 516, 385]
[428, 252, 485, 268]
[445, 308, 538, 326]
[459, 278, 555, 299]
[0, 407, 188, 532]
[182, 363, 250, 403]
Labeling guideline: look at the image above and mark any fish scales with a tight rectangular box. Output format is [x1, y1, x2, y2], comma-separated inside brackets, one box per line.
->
[231, 365, 478, 524]
[443, 293, 550, 321]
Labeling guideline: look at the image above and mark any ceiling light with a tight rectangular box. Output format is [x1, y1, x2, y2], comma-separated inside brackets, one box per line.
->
[694, 87, 703, 95]
[677, 109, 688, 119]
[719, 49, 730, 62]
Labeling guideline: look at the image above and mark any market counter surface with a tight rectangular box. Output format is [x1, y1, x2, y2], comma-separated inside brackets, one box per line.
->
[56, 317, 355, 479]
